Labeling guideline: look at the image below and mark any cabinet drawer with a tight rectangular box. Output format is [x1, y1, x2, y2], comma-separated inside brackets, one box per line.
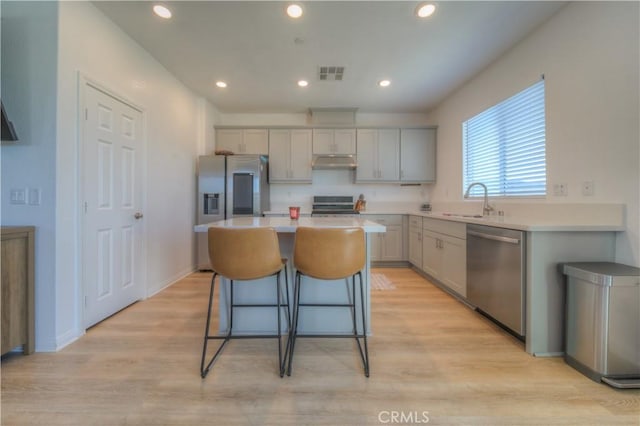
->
[365, 214, 403, 226]
[423, 217, 466, 239]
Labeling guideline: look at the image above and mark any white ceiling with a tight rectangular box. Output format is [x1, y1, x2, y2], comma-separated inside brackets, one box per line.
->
[93, 1, 565, 114]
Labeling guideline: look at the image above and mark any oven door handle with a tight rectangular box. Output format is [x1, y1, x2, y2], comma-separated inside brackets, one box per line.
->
[467, 230, 520, 245]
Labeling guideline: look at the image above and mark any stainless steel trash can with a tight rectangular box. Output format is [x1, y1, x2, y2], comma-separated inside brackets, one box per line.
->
[562, 262, 640, 389]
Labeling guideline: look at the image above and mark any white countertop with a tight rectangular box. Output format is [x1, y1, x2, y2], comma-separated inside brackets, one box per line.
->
[194, 216, 386, 233]
[235, 202, 626, 232]
[405, 211, 625, 232]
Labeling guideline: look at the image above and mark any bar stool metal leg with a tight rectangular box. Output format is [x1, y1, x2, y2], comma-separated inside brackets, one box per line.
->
[355, 272, 369, 377]
[202, 227, 289, 378]
[287, 270, 369, 377]
[200, 273, 232, 378]
[278, 264, 291, 377]
[286, 271, 302, 376]
[201, 271, 291, 379]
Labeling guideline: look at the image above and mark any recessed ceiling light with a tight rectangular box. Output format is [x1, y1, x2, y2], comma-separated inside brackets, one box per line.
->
[415, 3, 436, 18]
[153, 4, 172, 19]
[379, 80, 391, 87]
[297, 80, 309, 87]
[216, 81, 227, 88]
[286, 4, 303, 19]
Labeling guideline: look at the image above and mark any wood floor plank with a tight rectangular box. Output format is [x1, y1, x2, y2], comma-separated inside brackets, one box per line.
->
[2, 268, 638, 425]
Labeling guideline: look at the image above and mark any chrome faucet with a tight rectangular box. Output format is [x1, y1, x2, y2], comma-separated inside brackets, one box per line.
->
[464, 182, 494, 216]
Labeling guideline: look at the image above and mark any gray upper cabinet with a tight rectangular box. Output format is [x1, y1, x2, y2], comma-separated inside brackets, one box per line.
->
[400, 128, 436, 183]
[356, 129, 400, 182]
[216, 129, 269, 155]
[268, 129, 312, 183]
[312, 129, 356, 154]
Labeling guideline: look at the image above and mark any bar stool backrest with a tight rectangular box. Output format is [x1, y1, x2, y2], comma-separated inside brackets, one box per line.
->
[208, 227, 283, 280]
[294, 227, 365, 280]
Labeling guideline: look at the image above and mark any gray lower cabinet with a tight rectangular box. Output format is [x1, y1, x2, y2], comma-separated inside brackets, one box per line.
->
[421, 218, 466, 297]
[367, 215, 406, 262]
[408, 215, 423, 268]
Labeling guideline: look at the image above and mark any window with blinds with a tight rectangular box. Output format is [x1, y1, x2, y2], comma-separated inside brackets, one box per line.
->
[463, 79, 546, 197]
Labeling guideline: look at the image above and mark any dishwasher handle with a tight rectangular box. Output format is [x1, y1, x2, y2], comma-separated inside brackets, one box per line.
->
[467, 230, 521, 245]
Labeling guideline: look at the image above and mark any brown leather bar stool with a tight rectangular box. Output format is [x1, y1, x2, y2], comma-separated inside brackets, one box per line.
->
[201, 227, 291, 378]
[287, 227, 369, 377]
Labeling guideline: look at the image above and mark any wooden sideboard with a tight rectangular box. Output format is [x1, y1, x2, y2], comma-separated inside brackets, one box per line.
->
[1, 226, 35, 355]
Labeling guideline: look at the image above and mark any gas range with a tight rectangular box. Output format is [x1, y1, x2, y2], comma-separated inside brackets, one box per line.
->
[311, 195, 360, 217]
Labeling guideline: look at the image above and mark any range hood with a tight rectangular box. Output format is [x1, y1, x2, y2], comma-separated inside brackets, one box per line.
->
[312, 154, 357, 170]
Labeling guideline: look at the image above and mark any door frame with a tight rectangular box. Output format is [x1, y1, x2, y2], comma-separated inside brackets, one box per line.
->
[77, 73, 148, 331]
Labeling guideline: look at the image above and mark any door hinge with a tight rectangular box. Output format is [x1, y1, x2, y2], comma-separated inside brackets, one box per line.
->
[84, 296, 88, 307]
[84, 202, 88, 213]
[85, 108, 88, 120]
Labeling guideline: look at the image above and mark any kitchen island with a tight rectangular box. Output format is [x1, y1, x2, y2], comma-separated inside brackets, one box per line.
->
[194, 217, 386, 335]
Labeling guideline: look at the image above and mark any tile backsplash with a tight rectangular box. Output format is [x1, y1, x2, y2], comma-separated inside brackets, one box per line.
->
[269, 170, 430, 210]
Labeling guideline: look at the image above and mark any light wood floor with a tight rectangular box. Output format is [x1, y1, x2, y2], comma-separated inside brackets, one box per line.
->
[2, 268, 639, 425]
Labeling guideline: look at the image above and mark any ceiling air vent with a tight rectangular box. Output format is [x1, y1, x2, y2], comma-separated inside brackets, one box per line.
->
[318, 66, 345, 81]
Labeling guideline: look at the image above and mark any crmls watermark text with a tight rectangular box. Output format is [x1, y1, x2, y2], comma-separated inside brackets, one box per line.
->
[378, 411, 430, 424]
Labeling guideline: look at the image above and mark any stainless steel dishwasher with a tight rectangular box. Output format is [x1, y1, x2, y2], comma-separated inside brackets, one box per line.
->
[467, 224, 526, 338]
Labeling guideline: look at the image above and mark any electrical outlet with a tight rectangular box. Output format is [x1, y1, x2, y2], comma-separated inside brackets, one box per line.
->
[582, 181, 594, 196]
[28, 188, 41, 205]
[553, 183, 568, 196]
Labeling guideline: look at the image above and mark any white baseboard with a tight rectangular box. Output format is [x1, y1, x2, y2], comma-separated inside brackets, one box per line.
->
[146, 266, 197, 298]
[55, 328, 84, 351]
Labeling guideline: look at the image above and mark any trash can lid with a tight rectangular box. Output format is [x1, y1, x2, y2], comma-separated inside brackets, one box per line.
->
[563, 262, 640, 287]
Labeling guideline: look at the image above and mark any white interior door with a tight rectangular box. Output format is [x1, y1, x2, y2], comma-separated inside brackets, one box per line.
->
[82, 82, 144, 328]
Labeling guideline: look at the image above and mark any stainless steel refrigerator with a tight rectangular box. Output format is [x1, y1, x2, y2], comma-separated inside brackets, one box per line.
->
[197, 155, 270, 270]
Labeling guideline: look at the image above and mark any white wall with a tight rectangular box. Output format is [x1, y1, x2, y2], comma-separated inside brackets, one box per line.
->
[216, 112, 433, 208]
[52, 1, 203, 349]
[199, 99, 220, 155]
[1, 1, 59, 351]
[430, 2, 639, 266]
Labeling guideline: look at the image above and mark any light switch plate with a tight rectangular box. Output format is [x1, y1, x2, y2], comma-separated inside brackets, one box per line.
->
[10, 188, 27, 204]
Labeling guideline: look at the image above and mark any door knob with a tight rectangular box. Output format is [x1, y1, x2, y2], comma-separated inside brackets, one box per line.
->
[134, 212, 144, 219]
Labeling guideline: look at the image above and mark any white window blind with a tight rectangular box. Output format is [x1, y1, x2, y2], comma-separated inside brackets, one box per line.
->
[463, 79, 546, 197]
